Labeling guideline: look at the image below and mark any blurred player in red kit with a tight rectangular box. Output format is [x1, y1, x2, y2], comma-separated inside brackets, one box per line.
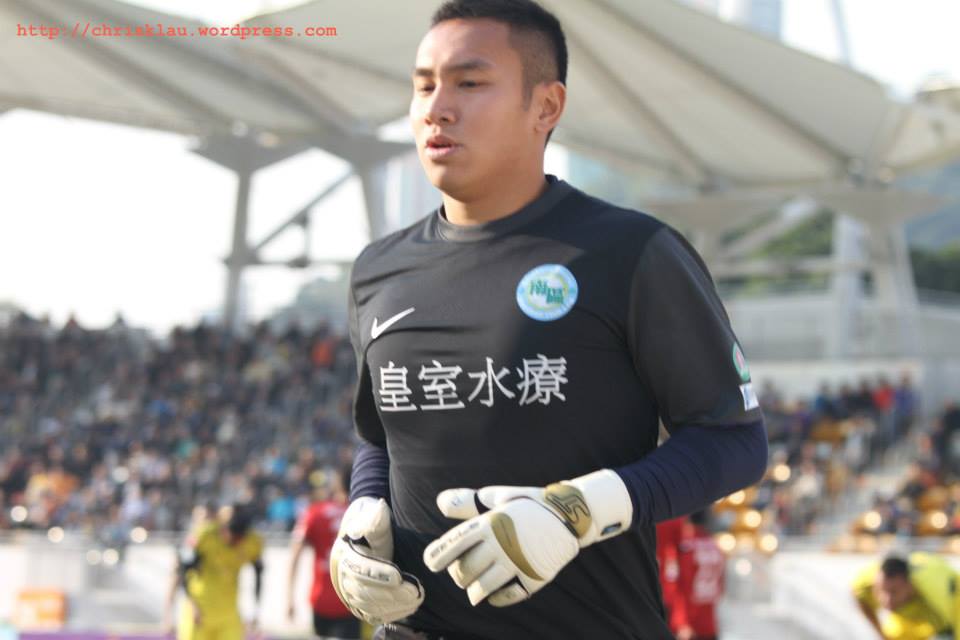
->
[287, 467, 360, 640]
[655, 516, 684, 622]
[658, 511, 725, 640]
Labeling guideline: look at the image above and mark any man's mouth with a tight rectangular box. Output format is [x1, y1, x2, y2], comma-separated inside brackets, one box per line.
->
[425, 137, 460, 160]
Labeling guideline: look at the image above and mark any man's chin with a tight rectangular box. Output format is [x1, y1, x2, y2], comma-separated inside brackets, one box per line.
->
[426, 165, 472, 198]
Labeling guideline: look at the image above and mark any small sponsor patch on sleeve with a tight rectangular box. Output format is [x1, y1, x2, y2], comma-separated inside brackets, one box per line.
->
[733, 343, 751, 382]
[740, 382, 759, 411]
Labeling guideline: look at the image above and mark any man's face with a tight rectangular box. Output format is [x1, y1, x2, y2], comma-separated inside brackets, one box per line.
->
[876, 573, 915, 610]
[410, 19, 539, 199]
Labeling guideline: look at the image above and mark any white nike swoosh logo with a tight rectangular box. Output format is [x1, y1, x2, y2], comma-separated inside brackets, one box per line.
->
[371, 307, 415, 340]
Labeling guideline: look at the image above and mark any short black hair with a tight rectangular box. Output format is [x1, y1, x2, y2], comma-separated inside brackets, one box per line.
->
[881, 556, 910, 580]
[227, 503, 254, 537]
[431, 0, 568, 104]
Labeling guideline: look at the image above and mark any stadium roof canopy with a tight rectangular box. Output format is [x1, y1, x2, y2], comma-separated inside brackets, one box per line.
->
[4, 0, 960, 331]
[242, 0, 960, 191]
[3, 0, 960, 192]
[0, 0, 409, 168]
[3, 0, 959, 190]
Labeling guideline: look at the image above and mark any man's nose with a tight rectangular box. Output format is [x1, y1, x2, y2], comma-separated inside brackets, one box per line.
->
[424, 84, 457, 126]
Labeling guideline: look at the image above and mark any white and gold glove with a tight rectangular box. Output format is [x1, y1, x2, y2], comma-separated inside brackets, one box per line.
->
[422, 470, 633, 607]
[330, 497, 425, 625]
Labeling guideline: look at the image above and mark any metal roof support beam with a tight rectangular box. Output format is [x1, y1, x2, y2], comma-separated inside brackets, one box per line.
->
[251, 170, 354, 254]
[359, 163, 390, 241]
[711, 256, 870, 279]
[718, 200, 819, 260]
[826, 214, 864, 358]
[223, 169, 253, 334]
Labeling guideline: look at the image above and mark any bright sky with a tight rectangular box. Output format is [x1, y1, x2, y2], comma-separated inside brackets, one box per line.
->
[781, 0, 960, 97]
[2, 0, 959, 334]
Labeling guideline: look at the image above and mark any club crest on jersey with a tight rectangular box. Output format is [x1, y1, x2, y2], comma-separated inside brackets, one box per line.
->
[516, 264, 578, 321]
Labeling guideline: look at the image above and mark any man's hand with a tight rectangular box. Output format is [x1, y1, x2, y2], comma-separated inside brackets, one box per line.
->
[330, 497, 425, 625]
[423, 469, 633, 607]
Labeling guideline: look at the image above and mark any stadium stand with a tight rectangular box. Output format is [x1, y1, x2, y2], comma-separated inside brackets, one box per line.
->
[709, 374, 919, 553]
[0, 312, 358, 539]
[838, 401, 960, 550]
[0, 309, 940, 564]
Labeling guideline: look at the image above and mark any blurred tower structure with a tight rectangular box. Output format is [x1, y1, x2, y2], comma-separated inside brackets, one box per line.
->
[677, 0, 720, 15]
[678, 0, 781, 39]
[728, 0, 782, 39]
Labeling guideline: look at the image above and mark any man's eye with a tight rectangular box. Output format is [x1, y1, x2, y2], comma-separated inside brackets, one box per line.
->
[460, 81, 481, 88]
[416, 85, 434, 93]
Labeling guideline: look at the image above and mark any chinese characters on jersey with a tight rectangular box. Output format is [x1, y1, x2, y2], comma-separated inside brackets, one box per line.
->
[377, 355, 567, 411]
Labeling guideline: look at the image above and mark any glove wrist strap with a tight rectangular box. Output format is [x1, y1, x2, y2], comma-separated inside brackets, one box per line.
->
[560, 469, 633, 547]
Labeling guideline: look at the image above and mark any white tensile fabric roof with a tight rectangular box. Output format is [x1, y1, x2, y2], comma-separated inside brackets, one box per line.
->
[243, 0, 960, 189]
[3, 0, 959, 193]
[0, 0, 407, 153]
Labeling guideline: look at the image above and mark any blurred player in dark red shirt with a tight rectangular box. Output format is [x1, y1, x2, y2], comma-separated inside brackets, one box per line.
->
[655, 516, 685, 622]
[287, 467, 360, 640]
[668, 511, 725, 640]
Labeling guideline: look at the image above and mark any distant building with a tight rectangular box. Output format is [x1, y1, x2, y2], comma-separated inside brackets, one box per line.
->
[729, 0, 782, 39]
[0, 302, 22, 328]
[677, 0, 720, 13]
[678, 0, 782, 40]
[903, 160, 960, 251]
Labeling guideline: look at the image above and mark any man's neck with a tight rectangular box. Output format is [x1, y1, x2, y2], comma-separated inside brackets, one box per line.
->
[442, 172, 549, 226]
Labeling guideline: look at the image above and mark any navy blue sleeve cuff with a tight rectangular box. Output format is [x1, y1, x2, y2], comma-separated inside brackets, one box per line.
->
[349, 439, 391, 503]
[615, 420, 768, 526]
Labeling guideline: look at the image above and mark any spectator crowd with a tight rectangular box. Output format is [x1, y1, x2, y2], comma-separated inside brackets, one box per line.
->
[712, 374, 919, 540]
[0, 312, 358, 544]
[853, 400, 960, 540]
[0, 309, 949, 553]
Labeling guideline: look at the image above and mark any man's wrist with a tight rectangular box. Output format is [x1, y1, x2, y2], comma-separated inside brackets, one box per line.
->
[340, 497, 393, 550]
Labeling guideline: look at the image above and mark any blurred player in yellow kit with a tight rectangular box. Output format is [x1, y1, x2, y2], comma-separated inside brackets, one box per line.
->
[853, 552, 960, 639]
[167, 504, 265, 640]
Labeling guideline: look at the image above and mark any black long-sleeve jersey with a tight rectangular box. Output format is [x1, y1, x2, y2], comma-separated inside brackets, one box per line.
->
[348, 176, 762, 639]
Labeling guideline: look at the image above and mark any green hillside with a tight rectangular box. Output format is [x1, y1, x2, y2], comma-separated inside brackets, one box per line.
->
[716, 210, 833, 297]
[716, 211, 960, 296]
[912, 242, 960, 293]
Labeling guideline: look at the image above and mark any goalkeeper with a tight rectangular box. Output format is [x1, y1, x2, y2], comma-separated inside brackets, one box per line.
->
[331, 0, 768, 638]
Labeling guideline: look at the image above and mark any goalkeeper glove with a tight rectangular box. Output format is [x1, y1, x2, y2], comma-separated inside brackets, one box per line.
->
[422, 469, 633, 607]
[330, 497, 425, 624]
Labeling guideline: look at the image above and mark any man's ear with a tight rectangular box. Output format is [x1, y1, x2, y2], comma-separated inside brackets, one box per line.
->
[533, 81, 566, 136]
